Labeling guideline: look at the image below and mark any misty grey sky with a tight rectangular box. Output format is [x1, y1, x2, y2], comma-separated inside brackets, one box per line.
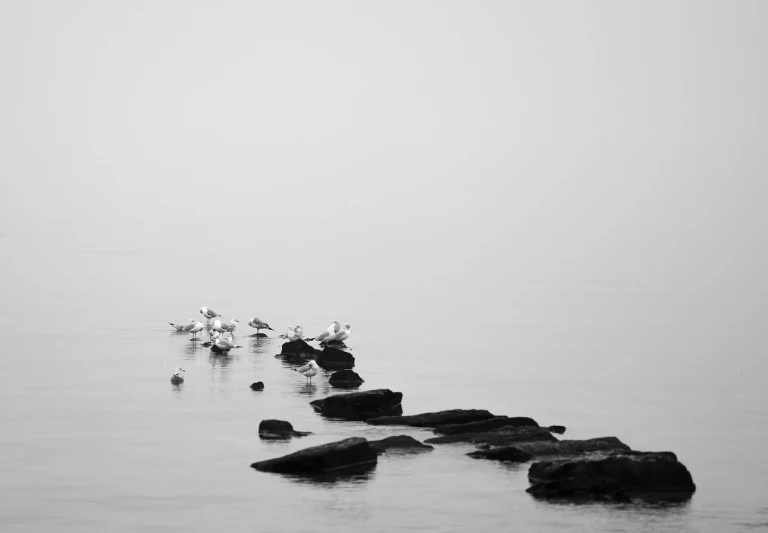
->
[1, 1, 767, 319]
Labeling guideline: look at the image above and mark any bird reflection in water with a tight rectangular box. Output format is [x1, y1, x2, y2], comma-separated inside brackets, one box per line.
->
[296, 383, 317, 396]
[181, 342, 200, 360]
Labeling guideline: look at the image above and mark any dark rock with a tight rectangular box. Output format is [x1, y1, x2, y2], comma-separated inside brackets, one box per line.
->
[527, 452, 696, 501]
[425, 425, 556, 446]
[368, 435, 434, 454]
[328, 369, 364, 388]
[467, 447, 533, 462]
[250, 333, 269, 338]
[170, 376, 184, 384]
[315, 347, 355, 370]
[250, 437, 377, 474]
[211, 345, 225, 353]
[310, 389, 403, 420]
[258, 419, 312, 439]
[367, 409, 495, 428]
[433, 416, 539, 435]
[280, 339, 321, 359]
[514, 437, 631, 458]
[201, 341, 212, 347]
[250, 381, 265, 391]
[325, 340, 348, 348]
[548, 425, 566, 434]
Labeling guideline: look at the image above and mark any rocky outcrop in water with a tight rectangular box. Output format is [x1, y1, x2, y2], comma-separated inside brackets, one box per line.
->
[368, 435, 434, 454]
[425, 425, 556, 446]
[250, 381, 265, 391]
[367, 409, 495, 428]
[328, 369, 364, 388]
[547, 425, 566, 434]
[433, 416, 539, 435]
[310, 389, 403, 420]
[279, 339, 321, 359]
[250, 437, 377, 474]
[258, 419, 312, 439]
[467, 446, 533, 462]
[526, 451, 696, 501]
[315, 347, 355, 370]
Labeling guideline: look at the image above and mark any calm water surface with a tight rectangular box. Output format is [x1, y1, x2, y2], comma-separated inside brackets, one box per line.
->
[1, 250, 767, 532]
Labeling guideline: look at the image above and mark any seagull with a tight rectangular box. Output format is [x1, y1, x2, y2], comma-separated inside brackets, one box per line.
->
[248, 317, 274, 336]
[171, 367, 185, 383]
[214, 334, 240, 352]
[337, 323, 351, 343]
[222, 318, 239, 334]
[325, 323, 347, 343]
[199, 307, 220, 324]
[308, 321, 341, 343]
[294, 360, 319, 383]
[169, 319, 196, 332]
[279, 326, 296, 340]
[202, 330, 220, 347]
[212, 319, 226, 334]
[189, 321, 204, 340]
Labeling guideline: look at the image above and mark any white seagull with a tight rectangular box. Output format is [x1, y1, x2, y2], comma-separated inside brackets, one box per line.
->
[247, 317, 274, 336]
[294, 360, 319, 383]
[214, 334, 240, 352]
[171, 367, 185, 383]
[199, 307, 220, 324]
[279, 326, 299, 341]
[222, 318, 239, 334]
[309, 321, 341, 343]
[189, 321, 204, 340]
[337, 323, 351, 343]
[170, 319, 196, 332]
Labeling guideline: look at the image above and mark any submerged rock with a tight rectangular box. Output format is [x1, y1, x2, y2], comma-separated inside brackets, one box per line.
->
[368, 435, 434, 454]
[250, 381, 265, 391]
[513, 437, 631, 458]
[425, 426, 556, 446]
[433, 416, 539, 435]
[310, 389, 403, 420]
[250, 333, 269, 338]
[547, 425, 566, 434]
[527, 451, 696, 501]
[258, 419, 312, 439]
[251, 437, 377, 474]
[328, 369, 364, 388]
[367, 409, 495, 428]
[315, 347, 355, 370]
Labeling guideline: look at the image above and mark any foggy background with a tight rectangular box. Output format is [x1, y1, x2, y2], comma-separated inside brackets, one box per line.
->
[1, 1, 766, 353]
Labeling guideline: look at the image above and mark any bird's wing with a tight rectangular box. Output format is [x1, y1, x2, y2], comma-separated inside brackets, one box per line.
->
[169, 323, 182, 331]
[296, 363, 310, 373]
[315, 331, 330, 342]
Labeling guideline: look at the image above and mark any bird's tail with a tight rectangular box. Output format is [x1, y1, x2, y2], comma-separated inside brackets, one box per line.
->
[169, 322, 178, 330]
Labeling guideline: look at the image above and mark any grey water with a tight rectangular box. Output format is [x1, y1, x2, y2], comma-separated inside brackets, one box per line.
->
[0, 234, 767, 532]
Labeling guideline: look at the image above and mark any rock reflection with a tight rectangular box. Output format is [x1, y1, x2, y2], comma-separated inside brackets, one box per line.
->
[276, 462, 377, 487]
[171, 382, 184, 395]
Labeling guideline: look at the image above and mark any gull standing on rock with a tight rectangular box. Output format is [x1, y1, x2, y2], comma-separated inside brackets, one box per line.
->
[171, 367, 185, 383]
[309, 321, 340, 343]
[248, 317, 274, 336]
[337, 323, 351, 343]
[214, 333, 240, 352]
[294, 361, 319, 384]
[199, 307, 220, 324]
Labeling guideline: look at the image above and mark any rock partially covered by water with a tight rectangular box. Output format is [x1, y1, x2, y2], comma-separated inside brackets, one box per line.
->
[328, 369, 364, 388]
[433, 416, 539, 435]
[467, 447, 533, 463]
[527, 451, 696, 501]
[250, 381, 265, 391]
[251, 437, 377, 474]
[315, 347, 355, 370]
[250, 333, 269, 338]
[310, 389, 403, 420]
[548, 425, 566, 434]
[258, 419, 312, 439]
[425, 426, 557, 446]
[514, 437, 630, 458]
[367, 409, 495, 428]
[280, 339, 320, 359]
[368, 435, 434, 454]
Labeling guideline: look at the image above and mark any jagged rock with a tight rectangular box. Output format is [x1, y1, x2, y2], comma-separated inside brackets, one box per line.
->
[368, 435, 434, 454]
[527, 451, 696, 501]
[425, 426, 556, 446]
[258, 419, 312, 439]
[367, 409, 495, 428]
[328, 369, 364, 388]
[310, 389, 403, 420]
[433, 416, 539, 435]
[250, 381, 265, 391]
[251, 437, 377, 474]
[315, 347, 355, 369]
[467, 447, 533, 462]
[548, 425, 566, 434]
[279, 339, 320, 359]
